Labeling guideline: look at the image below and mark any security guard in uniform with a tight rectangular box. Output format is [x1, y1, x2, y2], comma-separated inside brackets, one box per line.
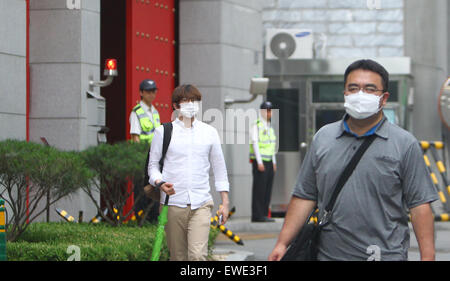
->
[249, 101, 277, 222]
[130, 79, 161, 143]
[129, 79, 161, 222]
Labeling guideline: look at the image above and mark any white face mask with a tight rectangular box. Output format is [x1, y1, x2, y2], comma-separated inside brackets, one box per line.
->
[344, 91, 384, 119]
[179, 101, 200, 118]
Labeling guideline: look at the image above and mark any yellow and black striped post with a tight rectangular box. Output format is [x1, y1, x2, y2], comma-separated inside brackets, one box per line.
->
[130, 210, 144, 222]
[55, 208, 76, 223]
[427, 143, 450, 198]
[90, 214, 101, 224]
[434, 213, 450, 222]
[210, 207, 244, 245]
[228, 206, 236, 218]
[309, 209, 319, 224]
[0, 199, 6, 261]
[113, 207, 120, 222]
[218, 224, 244, 246]
[89, 209, 108, 224]
[210, 206, 234, 227]
[420, 141, 448, 208]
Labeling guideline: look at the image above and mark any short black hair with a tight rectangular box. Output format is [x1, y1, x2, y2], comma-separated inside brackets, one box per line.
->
[344, 59, 389, 92]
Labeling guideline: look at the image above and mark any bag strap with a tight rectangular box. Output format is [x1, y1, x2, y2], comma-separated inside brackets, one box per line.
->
[159, 122, 173, 172]
[321, 134, 377, 223]
[144, 122, 173, 185]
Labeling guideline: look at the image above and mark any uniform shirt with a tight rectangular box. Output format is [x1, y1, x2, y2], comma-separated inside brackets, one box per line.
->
[293, 114, 439, 261]
[149, 118, 230, 209]
[250, 117, 277, 165]
[129, 101, 158, 135]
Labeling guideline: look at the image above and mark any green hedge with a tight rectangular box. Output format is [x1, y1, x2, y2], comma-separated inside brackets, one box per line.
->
[6, 222, 220, 261]
[0, 139, 93, 241]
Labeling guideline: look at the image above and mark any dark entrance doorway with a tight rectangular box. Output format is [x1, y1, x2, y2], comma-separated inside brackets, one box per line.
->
[100, 0, 127, 144]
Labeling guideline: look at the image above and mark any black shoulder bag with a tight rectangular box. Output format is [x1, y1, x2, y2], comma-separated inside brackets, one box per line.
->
[281, 134, 376, 261]
[143, 122, 173, 201]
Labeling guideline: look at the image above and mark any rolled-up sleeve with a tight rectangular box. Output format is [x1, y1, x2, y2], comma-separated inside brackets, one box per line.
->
[210, 128, 230, 192]
[149, 126, 164, 186]
[292, 140, 318, 201]
[401, 142, 439, 209]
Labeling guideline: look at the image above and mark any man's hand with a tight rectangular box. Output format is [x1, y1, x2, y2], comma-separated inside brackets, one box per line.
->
[268, 243, 287, 261]
[156, 179, 175, 196]
[218, 204, 229, 225]
[258, 163, 265, 172]
[218, 191, 230, 224]
[267, 197, 316, 261]
[131, 134, 140, 143]
[273, 163, 277, 172]
[160, 182, 175, 196]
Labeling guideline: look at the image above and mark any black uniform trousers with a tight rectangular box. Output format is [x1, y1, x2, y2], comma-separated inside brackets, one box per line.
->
[133, 145, 159, 223]
[251, 160, 275, 220]
[133, 178, 159, 223]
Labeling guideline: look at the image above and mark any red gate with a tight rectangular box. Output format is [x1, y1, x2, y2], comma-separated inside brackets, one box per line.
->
[126, 0, 176, 131]
[125, 0, 177, 217]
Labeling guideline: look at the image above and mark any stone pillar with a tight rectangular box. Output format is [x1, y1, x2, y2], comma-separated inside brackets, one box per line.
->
[29, 0, 101, 221]
[0, 0, 27, 141]
[404, 0, 448, 140]
[179, 0, 264, 218]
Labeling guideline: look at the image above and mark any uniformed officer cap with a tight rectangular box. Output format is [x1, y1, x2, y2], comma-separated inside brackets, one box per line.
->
[140, 79, 158, 91]
[260, 101, 273, 109]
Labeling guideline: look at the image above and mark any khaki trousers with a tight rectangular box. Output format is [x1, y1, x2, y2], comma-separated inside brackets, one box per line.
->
[165, 200, 213, 261]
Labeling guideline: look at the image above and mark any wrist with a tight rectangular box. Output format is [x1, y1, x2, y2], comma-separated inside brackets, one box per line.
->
[276, 240, 288, 249]
[156, 181, 166, 189]
[420, 250, 435, 261]
[220, 194, 229, 206]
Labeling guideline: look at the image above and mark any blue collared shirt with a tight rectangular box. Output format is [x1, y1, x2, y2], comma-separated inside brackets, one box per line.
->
[343, 117, 383, 138]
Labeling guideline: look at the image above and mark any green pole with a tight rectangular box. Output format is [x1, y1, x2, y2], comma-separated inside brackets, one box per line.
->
[151, 196, 169, 261]
[0, 199, 6, 261]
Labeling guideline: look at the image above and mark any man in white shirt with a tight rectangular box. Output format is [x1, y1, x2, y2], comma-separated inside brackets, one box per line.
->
[149, 84, 230, 261]
[249, 101, 277, 222]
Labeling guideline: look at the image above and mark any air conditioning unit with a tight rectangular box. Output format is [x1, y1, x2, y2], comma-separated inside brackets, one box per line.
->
[265, 29, 314, 60]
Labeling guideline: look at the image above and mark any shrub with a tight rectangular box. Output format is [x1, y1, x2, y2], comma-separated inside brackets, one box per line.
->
[0, 140, 91, 241]
[80, 141, 151, 226]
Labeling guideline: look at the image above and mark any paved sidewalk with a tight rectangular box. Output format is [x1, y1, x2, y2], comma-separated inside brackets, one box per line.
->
[211, 217, 283, 261]
[212, 218, 450, 261]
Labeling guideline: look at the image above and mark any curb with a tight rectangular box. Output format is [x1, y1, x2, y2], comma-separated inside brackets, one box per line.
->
[223, 217, 284, 233]
[212, 248, 255, 261]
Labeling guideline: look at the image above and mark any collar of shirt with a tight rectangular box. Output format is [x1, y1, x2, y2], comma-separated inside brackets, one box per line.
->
[140, 101, 155, 114]
[337, 113, 388, 139]
[257, 116, 272, 128]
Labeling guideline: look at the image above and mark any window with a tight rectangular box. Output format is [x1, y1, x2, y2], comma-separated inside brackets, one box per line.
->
[312, 82, 344, 103]
[315, 109, 345, 132]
